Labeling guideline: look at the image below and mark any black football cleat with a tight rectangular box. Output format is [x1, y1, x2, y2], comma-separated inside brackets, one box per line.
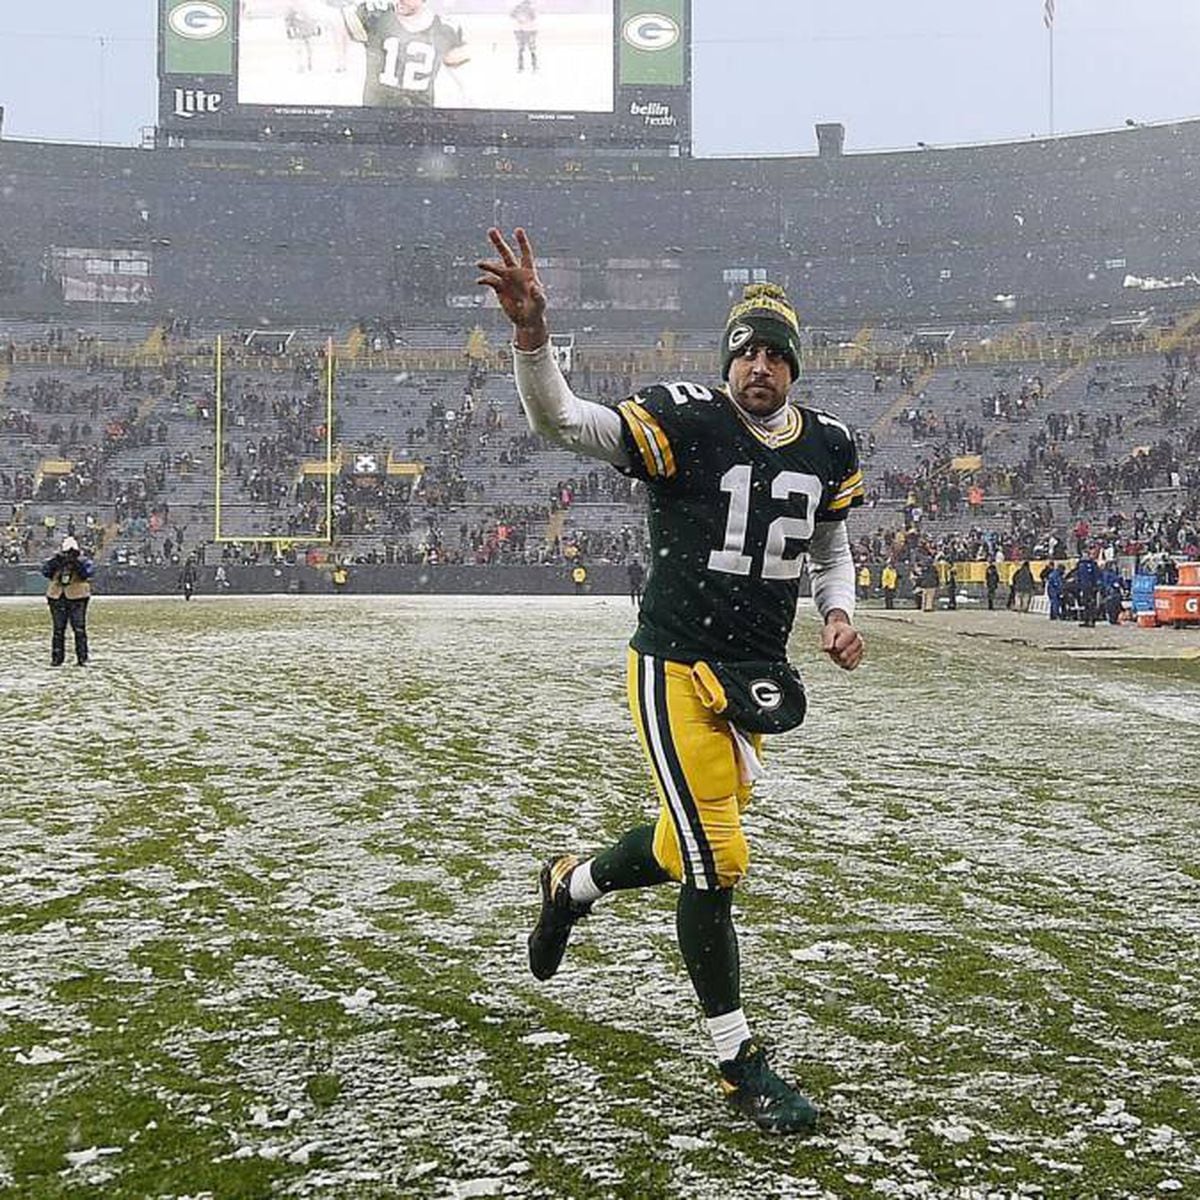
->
[527, 854, 592, 981]
[719, 1039, 820, 1135]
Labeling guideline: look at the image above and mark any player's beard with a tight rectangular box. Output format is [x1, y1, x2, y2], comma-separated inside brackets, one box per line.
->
[731, 376, 789, 419]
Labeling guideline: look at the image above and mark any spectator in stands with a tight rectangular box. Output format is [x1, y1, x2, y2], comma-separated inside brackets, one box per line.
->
[41, 535, 93, 666]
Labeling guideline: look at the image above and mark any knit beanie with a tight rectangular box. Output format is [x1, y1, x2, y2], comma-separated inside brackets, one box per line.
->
[720, 283, 802, 381]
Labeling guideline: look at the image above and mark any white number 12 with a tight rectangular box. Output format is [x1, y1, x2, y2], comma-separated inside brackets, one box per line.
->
[707, 465, 823, 580]
[380, 37, 436, 91]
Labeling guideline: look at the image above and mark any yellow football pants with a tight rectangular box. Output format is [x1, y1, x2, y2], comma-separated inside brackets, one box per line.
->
[627, 649, 760, 891]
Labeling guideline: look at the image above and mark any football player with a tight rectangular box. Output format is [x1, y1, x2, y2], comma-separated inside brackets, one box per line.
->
[478, 228, 865, 1135]
[510, 1, 538, 73]
[342, 0, 469, 108]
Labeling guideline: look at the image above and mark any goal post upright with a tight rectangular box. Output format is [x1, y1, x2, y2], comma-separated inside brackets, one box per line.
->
[326, 337, 334, 544]
[211, 333, 337, 549]
[214, 334, 223, 543]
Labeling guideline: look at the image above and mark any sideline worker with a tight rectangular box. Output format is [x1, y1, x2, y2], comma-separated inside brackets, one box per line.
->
[41, 535, 94, 666]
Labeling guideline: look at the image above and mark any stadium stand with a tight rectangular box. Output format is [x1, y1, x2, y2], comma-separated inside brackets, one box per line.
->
[2, 122, 1199, 588]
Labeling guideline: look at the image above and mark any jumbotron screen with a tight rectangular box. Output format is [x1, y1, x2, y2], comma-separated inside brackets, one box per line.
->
[159, 0, 690, 147]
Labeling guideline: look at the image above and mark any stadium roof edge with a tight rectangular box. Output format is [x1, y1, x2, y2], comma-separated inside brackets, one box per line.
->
[2, 114, 1200, 163]
[690, 114, 1200, 162]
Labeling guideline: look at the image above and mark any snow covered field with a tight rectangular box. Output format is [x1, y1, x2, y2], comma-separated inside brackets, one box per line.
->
[1, 596, 1197, 1198]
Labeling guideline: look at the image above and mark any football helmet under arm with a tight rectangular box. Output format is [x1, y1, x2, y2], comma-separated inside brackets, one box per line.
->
[807, 520, 856, 621]
[513, 343, 629, 466]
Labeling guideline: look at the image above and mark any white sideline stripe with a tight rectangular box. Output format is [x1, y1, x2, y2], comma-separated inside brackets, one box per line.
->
[641, 656, 710, 890]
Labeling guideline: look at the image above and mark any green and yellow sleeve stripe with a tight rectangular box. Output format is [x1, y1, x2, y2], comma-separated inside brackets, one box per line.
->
[826, 468, 865, 511]
[618, 399, 677, 479]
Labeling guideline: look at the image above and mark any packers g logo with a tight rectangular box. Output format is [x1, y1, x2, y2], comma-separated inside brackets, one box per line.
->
[728, 323, 754, 352]
[622, 12, 681, 51]
[168, 1, 228, 39]
[749, 679, 783, 711]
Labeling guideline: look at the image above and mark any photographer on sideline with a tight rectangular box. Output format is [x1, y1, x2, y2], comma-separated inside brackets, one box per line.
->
[41, 535, 94, 666]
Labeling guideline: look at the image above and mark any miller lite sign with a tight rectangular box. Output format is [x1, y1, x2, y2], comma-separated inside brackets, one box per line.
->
[173, 87, 222, 118]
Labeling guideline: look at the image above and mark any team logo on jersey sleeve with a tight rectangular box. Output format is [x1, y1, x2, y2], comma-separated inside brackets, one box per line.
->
[727, 323, 754, 353]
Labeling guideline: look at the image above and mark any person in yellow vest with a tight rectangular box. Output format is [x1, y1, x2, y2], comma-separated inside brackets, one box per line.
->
[41, 535, 93, 666]
[332, 563, 349, 593]
[856, 562, 872, 601]
[881, 561, 898, 609]
[571, 562, 588, 593]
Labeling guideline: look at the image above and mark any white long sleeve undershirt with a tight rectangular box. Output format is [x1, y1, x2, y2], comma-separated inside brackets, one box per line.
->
[806, 520, 857, 622]
[512, 342, 628, 466]
[512, 341, 857, 619]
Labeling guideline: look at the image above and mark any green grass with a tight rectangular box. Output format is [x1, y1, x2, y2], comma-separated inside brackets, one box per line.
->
[0, 595, 1197, 1198]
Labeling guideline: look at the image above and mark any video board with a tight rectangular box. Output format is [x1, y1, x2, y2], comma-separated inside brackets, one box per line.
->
[158, 0, 689, 148]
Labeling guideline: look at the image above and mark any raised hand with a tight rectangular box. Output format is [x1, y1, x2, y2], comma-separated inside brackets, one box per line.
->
[476, 227, 548, 349]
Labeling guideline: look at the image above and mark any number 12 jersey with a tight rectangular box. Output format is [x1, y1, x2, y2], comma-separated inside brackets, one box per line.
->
[616, 382, 864, 664]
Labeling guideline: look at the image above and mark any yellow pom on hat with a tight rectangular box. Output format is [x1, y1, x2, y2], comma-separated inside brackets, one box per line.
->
[725, 282, 800, 333]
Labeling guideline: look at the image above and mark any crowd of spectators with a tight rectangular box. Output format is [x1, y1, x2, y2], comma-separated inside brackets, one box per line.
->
[2, 330, 1199, 582]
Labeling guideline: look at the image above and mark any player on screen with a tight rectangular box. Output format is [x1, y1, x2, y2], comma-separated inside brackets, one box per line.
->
[510, 1, 538, 73]
[285, 6, 323, 73]
[342, 0, 469, 108]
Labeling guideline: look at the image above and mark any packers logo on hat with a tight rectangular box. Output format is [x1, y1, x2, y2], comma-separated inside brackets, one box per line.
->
[727, 323, 755, 353]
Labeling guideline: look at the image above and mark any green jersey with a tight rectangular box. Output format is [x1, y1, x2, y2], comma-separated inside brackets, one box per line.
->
[352, 4, 465, 108]
[617, 381, 864, 663]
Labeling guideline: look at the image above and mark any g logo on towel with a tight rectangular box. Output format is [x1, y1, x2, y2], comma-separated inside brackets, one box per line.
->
[749, 679, 783, 710]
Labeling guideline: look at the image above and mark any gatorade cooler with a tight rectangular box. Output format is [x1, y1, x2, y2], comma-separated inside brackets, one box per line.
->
[1153, 585, 1200, 627]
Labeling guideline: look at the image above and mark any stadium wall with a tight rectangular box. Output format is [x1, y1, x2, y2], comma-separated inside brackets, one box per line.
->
[1, 120, 1198, 326]
[0, 563, 638, 597]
